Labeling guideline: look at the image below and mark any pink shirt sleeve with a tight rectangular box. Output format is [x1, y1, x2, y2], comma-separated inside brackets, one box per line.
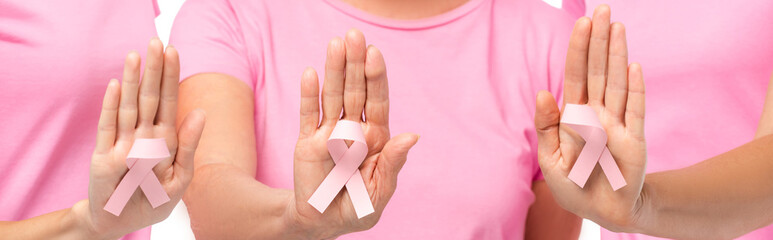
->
[169, 0, 258, 89]
[561, 0, 587, 19]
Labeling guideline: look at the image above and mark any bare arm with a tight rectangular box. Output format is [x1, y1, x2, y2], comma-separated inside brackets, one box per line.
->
[632, 133, 773, 239]
[537, 5, 773, 239]
[0, 202, 96, 240]
[525, 181, 582, 240]
[615, 72, 773, 239]
[177, 73, 299, 239]
[179, 30, 418, 239]
[0, 40, 205, 240]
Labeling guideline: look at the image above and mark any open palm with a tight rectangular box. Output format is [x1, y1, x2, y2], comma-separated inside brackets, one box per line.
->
[291, 29, 419, 238]
[534, 5, 648, 231]
[82, 38, 205, 238]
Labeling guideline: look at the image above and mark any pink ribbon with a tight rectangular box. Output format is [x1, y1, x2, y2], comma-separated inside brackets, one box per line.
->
[104, 138, 171, 216]
[561, 104, 627, 191]
[308, 120, 375, 219]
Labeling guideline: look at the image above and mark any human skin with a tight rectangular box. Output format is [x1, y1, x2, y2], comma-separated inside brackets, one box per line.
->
[0, 39, 206, 240]
[537, 4, 773, 240]
[179, 29, 419, 239]
[177, 0, 580, 239]
[757, 73, 773, 138]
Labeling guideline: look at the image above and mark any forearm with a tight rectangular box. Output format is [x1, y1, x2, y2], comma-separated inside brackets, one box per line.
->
[184, 163, 308, 239]
[0, 200, 103, 240]
[179, 74, 309, 238]
[633, 134, 773, 239]
[525, 181, 581, 240]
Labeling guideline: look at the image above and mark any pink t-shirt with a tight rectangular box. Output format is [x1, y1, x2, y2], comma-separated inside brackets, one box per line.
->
[563, 0, 773, 239]
[0, 0, 159, 238]
[170, 0, 573, 238]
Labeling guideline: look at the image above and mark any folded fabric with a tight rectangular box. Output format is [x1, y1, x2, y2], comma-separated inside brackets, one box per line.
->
[308, 120, 375, 218]
[561, 104, 627, 191]
[104, 138, 171, 216]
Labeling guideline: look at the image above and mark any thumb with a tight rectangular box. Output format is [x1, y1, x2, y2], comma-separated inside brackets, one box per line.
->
[535, 91, 561, 171]
[371, 133, 418, 210]
[174, 109, 206, 185]
[379, 133, 419, 180]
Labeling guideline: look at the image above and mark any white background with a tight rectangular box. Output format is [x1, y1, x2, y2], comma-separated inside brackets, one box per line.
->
[150, 0, 600, 239]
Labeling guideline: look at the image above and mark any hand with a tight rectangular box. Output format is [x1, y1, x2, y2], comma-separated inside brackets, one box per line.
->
[73, 38, 206, 239]
[534, 5, 647, 232]
[755, 71, 773, 138]
[289, 29, 420, 238]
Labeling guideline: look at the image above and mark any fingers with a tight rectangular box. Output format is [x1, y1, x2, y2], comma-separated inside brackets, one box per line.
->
[342, 29, 367, 122]
[364, 45, 389, 128]
[625, 63, 645, 139]
[563, 17, 592, 106]
[117, 51, 141, 140]
[377, 133, 419, 182]
[587, 5, 611, 106]
[138, 38, 165, 128]
[300, 68, 321, 138]
[157, 45, 180, 127]
[321, 37, 346, 126]
[534, 91, 561, 170]
[95, 79, 121, 154]
[605, 23, 629, 122]
[174, 109, 206, 183]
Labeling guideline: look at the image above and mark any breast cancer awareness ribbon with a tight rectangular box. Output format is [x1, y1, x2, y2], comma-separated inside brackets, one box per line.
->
[308, 120, 375, 219]
[561, 104, 627, 191]
[104, 138, 171, 216]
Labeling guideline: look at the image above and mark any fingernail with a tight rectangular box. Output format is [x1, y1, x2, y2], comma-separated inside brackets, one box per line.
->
[127, 50, 139, 58]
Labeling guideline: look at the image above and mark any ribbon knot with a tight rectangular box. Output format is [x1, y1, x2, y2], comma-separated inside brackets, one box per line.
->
[308, 120, 375, 219]
[561, 104, 627, 191]
[104, 138, 171, 216]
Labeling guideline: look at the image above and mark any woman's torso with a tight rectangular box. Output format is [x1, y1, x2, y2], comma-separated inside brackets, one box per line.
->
[170, 0, 575, 238]
[0, 0, 159, 238]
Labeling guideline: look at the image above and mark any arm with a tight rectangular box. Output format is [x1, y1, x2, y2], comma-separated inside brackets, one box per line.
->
[537, 5, 773, 239]
[178, 29, 419, 239]
[525, 181, 582, 240]
[0, 39, 204, 240]
[756, 72, 773, 138]
[177, 73, 298, 239]
[0, 203, 96, 239]
[628, 70, 773, 239]
[631, 134, 773, 239]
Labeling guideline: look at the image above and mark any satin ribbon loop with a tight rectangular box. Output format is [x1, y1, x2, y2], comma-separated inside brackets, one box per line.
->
[104, 138, 171, 216]
[308, 120, 375, 219]
[561, 104, 627, 191]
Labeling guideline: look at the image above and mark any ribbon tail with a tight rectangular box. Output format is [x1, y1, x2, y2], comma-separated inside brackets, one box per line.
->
[137, 159, 170, 208]
[308, 151, 365, 213]
[104, 159, 155, 216]
[311, 120, 372, 216]
[344, 171, 375, 218]
[567, 129, 607, 188]
[598, 148, 627, 191]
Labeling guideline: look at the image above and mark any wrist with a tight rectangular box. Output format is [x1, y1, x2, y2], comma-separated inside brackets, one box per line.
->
[281, 194, 350, 240]
[627, 181, 656, 234]
[189, 163, 311, 239]
[70, 200, 116, 240]
[281, 196, 325, 240]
